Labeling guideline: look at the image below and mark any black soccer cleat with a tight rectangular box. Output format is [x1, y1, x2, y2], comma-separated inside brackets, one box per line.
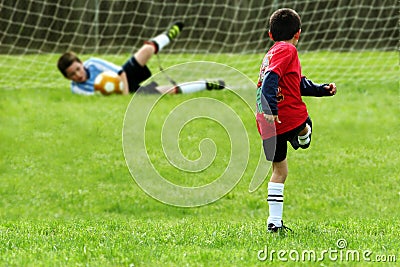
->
[206, 80, 225, 90]
[165, 21, 184, 41]
[267, 220, 293, 233]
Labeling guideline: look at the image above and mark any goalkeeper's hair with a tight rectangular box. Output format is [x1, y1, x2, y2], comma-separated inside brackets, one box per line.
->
[57, 51, 82, 78]
[268, 8, 301, 41]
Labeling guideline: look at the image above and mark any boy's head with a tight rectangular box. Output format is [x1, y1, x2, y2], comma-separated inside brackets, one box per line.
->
[268, 8, 301, 42]
[57, 51, 87, 83]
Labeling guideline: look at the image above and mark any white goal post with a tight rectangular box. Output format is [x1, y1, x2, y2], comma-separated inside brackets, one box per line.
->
[0, 0, 398, 90]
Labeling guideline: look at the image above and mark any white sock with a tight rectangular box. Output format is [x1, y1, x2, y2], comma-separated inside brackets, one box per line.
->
[298, 123, 311, 145]
[177, 81, 207, 94]
[267, 182, 284, 227]
[151, 34, 170, 52]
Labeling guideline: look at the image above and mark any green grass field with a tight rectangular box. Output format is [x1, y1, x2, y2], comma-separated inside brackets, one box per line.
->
[0, 52, 399, 266]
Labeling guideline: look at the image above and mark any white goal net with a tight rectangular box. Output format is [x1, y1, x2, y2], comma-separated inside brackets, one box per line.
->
[0, 0, 398, 90]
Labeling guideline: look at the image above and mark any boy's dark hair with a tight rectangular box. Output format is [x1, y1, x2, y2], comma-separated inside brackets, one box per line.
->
[269, 8, 301, 41]
[57, 51, 81, 77]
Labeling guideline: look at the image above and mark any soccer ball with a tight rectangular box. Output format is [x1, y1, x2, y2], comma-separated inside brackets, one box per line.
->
[94, 71, 124, 95]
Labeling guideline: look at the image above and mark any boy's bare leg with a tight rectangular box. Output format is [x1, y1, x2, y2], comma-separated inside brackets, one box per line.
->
[155, 80, 226, 95]
[270, 159, 288, 183]
[267, 159, 288, 229]
[298, 125, 309, 136]
[298, 123, 311, 146]
[133, 22, 184, 67]
[134, 44, 156, 67]
[155, 85, 178, 94]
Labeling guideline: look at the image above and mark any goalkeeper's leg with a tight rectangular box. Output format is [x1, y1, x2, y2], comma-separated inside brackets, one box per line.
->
[145, 21, 184, 54]
[134, 21, 184, 66]
[153, 80, 226, 94]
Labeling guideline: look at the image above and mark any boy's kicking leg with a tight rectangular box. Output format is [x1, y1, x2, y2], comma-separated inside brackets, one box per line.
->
[291, 117, 313, 149]
[297, 123, 312, 147]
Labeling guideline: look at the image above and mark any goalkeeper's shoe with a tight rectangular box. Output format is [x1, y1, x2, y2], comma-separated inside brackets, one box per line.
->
[267, 220, 293, 233]
[206, 80, 225, 90]
[165, 21, 184, 41]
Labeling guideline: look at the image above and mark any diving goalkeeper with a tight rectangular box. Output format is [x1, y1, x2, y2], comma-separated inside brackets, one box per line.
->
[57, 22, 224, 95]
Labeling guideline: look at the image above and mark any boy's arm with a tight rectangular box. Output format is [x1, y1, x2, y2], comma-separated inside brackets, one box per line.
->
[300, 76, 336, 97]
[119, 71, 129, 95]
[261, 71, 281, 123]
[71, 83, 95, 96]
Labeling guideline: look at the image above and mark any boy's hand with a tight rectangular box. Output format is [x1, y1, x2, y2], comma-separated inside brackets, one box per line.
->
[263, 114, 281, 124]
[324, 83, 337, 96]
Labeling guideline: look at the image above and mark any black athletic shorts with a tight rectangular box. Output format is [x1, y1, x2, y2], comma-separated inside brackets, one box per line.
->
[137, 81, 162, 94]
[121, 56, 152, 93]
[263, 117, 313, 162]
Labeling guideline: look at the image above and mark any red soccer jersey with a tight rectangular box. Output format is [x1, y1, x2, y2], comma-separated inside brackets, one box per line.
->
[256, 41, 308, 139]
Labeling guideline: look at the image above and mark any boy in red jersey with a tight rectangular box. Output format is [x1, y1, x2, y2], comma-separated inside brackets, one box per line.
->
[255, 8, 337, 232]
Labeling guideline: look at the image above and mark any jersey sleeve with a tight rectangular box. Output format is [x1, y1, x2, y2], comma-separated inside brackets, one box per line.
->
[87, 58, 123, 74]
[261, 71, 279, 115]
[300, 76, 330, 97]
[71, 83, 95, 95]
